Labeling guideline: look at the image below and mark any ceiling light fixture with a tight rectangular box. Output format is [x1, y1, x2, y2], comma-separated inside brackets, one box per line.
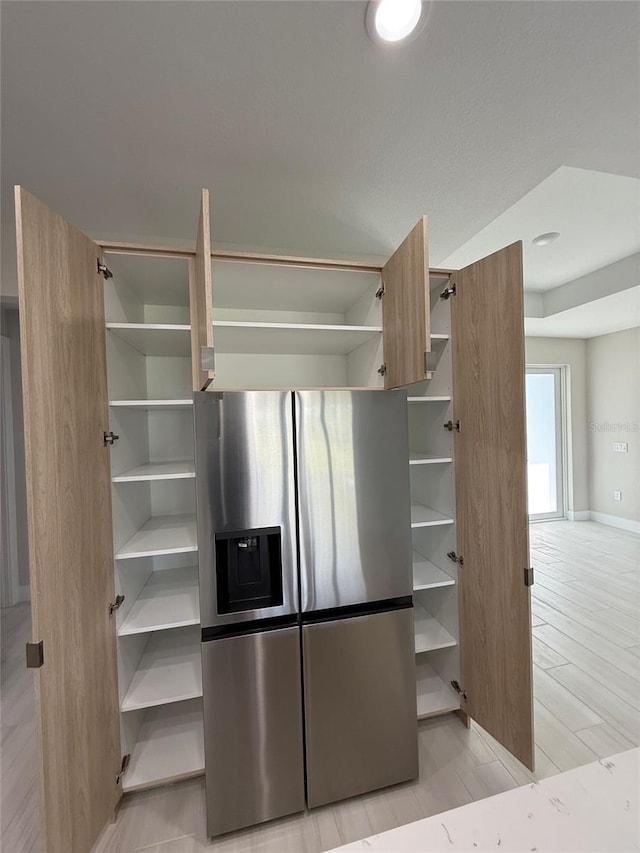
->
[532, 232, 560, 247]
[366, 0, 424, 44]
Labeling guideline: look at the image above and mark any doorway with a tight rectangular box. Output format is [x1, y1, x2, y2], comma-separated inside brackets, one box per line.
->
[526, 366, 566, 521]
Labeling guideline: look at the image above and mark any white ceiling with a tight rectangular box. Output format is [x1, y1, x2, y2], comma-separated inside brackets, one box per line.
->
[1, 0, 638, 298]
[440, 167, 640, 291]
[525, 286, 640, 339]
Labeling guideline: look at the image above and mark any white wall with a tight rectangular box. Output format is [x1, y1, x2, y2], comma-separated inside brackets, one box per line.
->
[586, 327, 640, 525]
[0, 307, 30, 597]
[525, 337, 589, 516]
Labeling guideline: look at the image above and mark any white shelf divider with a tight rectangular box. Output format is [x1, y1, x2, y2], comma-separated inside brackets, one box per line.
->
[407, 396, 451, 403]
[409, 454, 453, 466]
[411, 502, 455, 528]
[414, 604, 457, 653]
[413, 553, 455, 591]
[430, 333, 450, 342]
[115, 514, 197, 560]
[118, 567, 200, 636]
[106, 323, 191, 357]
[213, 320, 382, 356]
[122, 699, 204, 793]
[121, 626, 202, 712]
[416, 660, 460, 719]
[113, 461, 195, 483]
[110, 399, 193, 409]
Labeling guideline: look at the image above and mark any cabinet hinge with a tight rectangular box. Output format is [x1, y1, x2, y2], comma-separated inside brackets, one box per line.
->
[108, 594, 125, 616]
[524, 566, 534, 587]
[200, 346, 215, 372]
[26, 641, 44, 669]
[116, 754, 130, 786]
[377, 363, 387, 376]
[375, 282, 385, 299]
[447, 551, 464, 567]
[97, 259, 113, 280]
[440, 282, 456, 300]
[103, 431, 119, 446]
[451, 680, 467, 700]
[444, 420, 460, 432]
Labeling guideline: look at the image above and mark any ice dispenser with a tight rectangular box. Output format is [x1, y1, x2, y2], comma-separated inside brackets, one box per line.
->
[215, 526, 284, 614]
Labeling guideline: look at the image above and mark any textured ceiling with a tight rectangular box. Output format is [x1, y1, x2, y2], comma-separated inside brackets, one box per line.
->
[1, 1, 639, 292]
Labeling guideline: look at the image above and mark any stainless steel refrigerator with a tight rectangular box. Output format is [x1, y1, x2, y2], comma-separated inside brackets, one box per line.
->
[195, 390, 417, 838]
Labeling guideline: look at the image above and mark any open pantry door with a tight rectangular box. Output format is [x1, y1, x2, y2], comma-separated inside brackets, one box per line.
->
[450, 241, 534, 770]
[381, 217, 430, 389]
[14, 186, 122, 852]
[189, 188, 215, 390]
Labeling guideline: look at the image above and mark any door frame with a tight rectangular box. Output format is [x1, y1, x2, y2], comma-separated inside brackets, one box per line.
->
[526, 365, 567, 522]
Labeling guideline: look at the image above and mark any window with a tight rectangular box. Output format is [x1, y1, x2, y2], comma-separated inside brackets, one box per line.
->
[526, 367, 565, 520]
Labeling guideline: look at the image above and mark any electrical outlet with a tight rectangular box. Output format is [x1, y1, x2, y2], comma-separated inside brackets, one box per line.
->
[614, 490, 623, 501]
[613, 442, 628, 452]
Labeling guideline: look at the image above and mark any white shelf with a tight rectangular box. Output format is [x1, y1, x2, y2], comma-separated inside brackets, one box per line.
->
[413, 554, 455, 591]
[122, 698, 204, 793]
[115, 514, 197, 560]
[407, 396, 451, 403]
[113, 460, 195, 483]
[409, 454, 453, 466]
[110, 399, 193, 409]
[430, 333, 450, 342]
[416, 661, 460, 719]
[410, 502, 454, 528]
[414, 605, 457, 653]
[213, 320, 382, 356]
[106, 323, 191, 357]
[118, 567, 200, 636]
[121, 626, 202, 712]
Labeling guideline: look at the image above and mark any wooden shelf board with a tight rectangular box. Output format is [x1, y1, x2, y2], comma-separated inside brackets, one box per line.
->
[409, 454, 453, 466]
[110, 399, 193, 409]
[213, 320, 382, 356]
[118, 567, 200, 636]
[113, 460, 195, 483]
[121, 626, 202, 711]
[121, 699, 204, 793]
[410, 502, 454, 528]
[106, 323, 191, 357]
[414, 605, 457, 653]
[115, 514, 197, 560]
[413, 554, 455, 591]
[407, 396, 451, 403]
[416, 660, 460, 719]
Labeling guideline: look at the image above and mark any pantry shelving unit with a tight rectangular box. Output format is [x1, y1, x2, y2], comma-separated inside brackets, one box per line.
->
[409, 274, 461, 720]
[16, 186, 533, 853]
[103, 251, 204, 793]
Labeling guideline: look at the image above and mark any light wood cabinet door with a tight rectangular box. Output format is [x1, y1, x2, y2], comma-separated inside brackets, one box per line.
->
[189, 188, 214, 390]
[451, 241, 534, 770]
[14, 187, 122, 852]
[381, 217, 430, 389]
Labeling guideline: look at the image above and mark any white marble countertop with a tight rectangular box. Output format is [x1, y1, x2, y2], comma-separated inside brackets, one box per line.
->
[330, 748, 639, 852]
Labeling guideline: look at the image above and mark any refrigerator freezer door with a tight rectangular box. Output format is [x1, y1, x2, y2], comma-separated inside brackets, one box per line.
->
[302, 607, 418, 809]
[202, 627, 305, 837]
[195, 391, 298, 627]
[295, 390, 412, 613]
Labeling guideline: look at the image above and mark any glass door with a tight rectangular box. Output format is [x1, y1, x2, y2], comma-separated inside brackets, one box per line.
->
[526, 367, 565, 520]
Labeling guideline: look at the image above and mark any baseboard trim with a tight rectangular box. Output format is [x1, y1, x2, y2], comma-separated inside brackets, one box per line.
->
[567, 511, 591, 522]
[588, 512, 640, 534]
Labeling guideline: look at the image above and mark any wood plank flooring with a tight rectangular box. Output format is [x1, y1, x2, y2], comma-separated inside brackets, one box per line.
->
[1, 520, 638, 853]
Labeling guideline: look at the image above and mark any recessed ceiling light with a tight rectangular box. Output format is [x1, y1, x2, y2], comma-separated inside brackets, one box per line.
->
[366, 0, 424, 44]
[532, 232, 560, 247]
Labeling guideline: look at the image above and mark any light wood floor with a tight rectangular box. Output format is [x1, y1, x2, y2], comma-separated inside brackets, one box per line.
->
[1, 521, 638, 853]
